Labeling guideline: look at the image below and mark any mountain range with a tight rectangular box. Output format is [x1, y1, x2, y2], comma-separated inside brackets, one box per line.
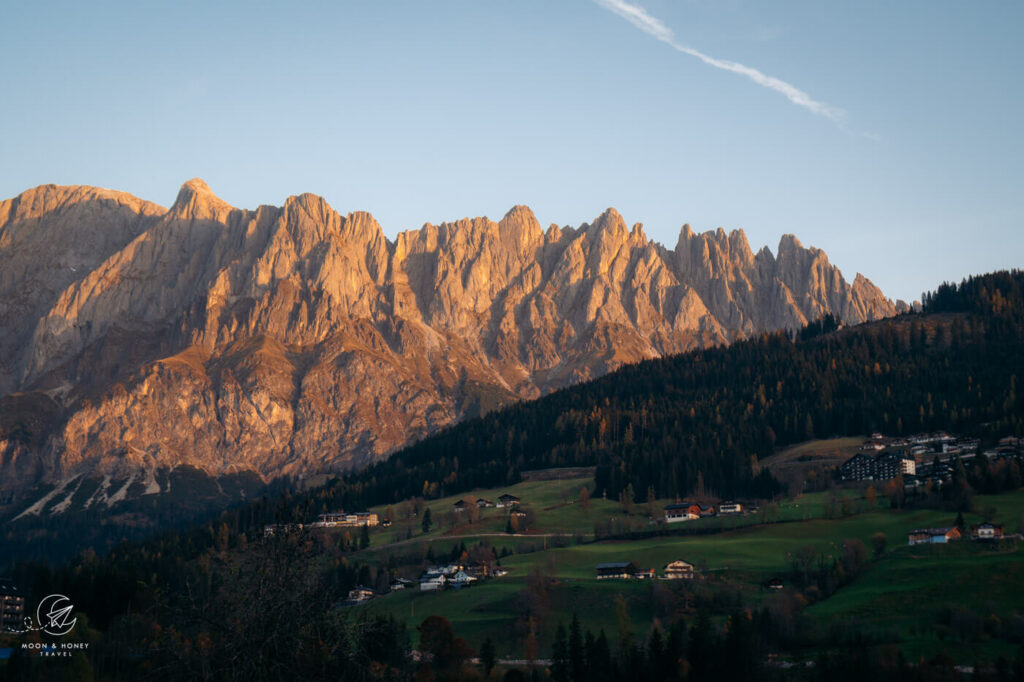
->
[0, 179, 907, 514]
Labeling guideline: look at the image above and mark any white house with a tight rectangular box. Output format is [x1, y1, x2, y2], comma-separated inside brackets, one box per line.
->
[907, 527, 962, 545]
[346, 586, 375, 603]
[449, 570, 478, 587]
[664, 560, 696, 580]
[971, 523, 1004, 541]
[664, 503, 699, 523]
[497, 494, 521, 508]
[420, 572, 447, 591]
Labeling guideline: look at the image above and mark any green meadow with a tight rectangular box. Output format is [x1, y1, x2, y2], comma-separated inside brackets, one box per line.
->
[354, 481, 1024, 662]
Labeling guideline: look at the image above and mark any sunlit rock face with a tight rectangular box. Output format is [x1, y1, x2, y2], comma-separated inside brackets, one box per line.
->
[0, 180, 905, 503]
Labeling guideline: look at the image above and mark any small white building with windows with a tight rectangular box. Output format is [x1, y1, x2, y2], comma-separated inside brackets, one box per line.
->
[419, 572, 447, 591]
[664, 560, 696, 580]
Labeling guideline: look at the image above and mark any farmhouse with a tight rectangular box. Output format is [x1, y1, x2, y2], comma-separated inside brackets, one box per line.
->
[971, 522, 1004, 541]
[263, 523, 303, 537]
[389, 578, 414, 591]
[664, 502, 700, 523]
[907, 527, 962, 545]
[476, 498, 494, 508]
[345, 586, 375, 604]
[419, 571, 447, 591]
[594, 562, 657, 580]
[718, 501, 743, 515]
[438, 563, 464, 575]
[449, 570, 478, 587]
[466, 564, 490, 579]
[453, 500, 467, 513]
[497, 494, 521, 508]
[313, 511, 379, 528]
[664, 560, 695, 580]
[596, 562, 637, 580]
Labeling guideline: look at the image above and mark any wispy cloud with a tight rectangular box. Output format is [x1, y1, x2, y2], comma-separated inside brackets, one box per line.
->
[593, 0, 852, 128]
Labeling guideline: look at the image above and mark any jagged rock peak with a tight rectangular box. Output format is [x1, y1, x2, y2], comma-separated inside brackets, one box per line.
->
[170, 178, 234, 221]
[778, 233, 804, 252]
[182, 177, 213, 194]
[501, 204, 538, 226]
[283, 192, 337, 225]
[728, 227, 750, 251]
[586, 207, 628, 235]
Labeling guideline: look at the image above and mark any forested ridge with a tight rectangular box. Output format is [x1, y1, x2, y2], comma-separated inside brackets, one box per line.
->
[301, 269, 1023, 516]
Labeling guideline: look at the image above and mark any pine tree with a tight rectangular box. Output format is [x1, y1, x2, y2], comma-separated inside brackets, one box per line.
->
[422, 508, 433, 534]
[594, 630, 613, 682]
[551, 623, 569, 682]
[480, 637, 497, 677]
[569, 613, 584, 681]
[359, 523, 370, 549]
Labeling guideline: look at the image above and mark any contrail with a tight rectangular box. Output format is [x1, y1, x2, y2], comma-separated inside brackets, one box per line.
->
[593, 0, 848, 125]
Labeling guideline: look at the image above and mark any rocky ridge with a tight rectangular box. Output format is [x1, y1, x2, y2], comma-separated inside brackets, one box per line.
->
[0, 180, 907, 512]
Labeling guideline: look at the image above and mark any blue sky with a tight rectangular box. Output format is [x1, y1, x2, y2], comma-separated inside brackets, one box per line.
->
[1, 1, 1021, 302]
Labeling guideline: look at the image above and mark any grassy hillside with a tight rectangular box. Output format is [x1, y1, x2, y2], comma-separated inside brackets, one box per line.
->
[359, 487, 1024, 661]
[351, 463, 873, 556]
[761, 437, 866, 493]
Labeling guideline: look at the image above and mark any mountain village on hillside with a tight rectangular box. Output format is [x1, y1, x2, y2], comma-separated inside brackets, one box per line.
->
[839, 432, 1021, 486]
[292, 429, 1024, 610]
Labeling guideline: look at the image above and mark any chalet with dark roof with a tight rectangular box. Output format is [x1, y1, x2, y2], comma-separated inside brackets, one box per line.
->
[596, 562, 637, 580]
[664, 560, 695, 580]
[907, 527, 961, 545]
[497, 494, 520, 508]
[971, 522, 1004, 541]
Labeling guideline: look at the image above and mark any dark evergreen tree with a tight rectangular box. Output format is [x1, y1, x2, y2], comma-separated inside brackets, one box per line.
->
[569, 613, 585, 682]
[359, 523, 370, 549]
[480, 637, 497, 677]
[422, 507, 433, 534]
[551, 623, 570, 682]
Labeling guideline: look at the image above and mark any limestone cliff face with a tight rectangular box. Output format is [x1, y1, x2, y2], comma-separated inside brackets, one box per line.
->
[0, 180, 906, 506]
